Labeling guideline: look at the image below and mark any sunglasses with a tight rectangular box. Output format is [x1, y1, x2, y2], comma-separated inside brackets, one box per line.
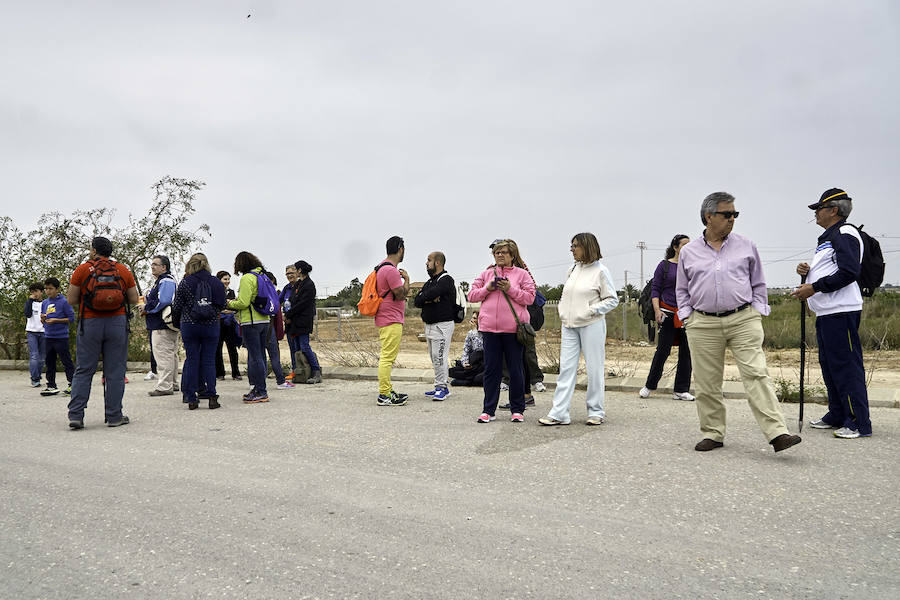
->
[714, 211, 740, 219]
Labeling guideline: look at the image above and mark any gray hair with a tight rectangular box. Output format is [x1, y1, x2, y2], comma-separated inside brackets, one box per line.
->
[830, 198, 852, 218]
[700, 191, 735, 225]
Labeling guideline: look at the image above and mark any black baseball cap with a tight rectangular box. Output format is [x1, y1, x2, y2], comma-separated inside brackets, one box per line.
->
[808, 188, 851, 210]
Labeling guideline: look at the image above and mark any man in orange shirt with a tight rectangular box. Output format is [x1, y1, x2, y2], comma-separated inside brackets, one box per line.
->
[66, 237, 139, 430]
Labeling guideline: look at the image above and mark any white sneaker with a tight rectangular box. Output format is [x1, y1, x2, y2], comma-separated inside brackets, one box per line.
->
[500, 383, 509, 391]
[833, 427, 861, 439]
[143, 372, 157, 381]
[639, 386, 651, 398]
[277, 382, 295, 390]
[533, 381, 546, 392]
[809, 418, 836, 429]
[672, 391, 695, 401]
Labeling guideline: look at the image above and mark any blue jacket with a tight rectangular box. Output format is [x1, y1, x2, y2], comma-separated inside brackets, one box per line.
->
[145, 272, 177, 331]
[41, 295, 75, 338]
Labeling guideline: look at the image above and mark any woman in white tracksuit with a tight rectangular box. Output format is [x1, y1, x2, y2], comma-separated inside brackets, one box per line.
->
[539, 233, 619, 426]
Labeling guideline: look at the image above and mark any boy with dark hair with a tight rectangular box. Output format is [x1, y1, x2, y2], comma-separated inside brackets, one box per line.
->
[40, 277, 76, 395]
[25, 282, 46, 387]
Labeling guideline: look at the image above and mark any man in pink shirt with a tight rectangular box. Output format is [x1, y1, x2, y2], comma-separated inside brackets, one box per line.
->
[375, 236, 410, 406]
[677, 192, 801, 453]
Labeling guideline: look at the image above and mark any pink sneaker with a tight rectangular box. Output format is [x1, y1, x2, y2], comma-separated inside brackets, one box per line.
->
[510, 413, 524, 423]
[476, 413, 496, 423]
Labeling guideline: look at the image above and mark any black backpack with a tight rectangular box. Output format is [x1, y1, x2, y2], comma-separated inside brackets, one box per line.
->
[189, 278, 219, 321]
[639, 263, 668, 325]
[853, 224, 885, 297]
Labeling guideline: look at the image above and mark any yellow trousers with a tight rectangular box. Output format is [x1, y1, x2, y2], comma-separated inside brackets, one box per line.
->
[684, 307, 789, 443]
[378, 323, 402, 396]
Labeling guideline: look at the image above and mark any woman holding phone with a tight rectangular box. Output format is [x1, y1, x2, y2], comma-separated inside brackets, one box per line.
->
[468, 239, 535, 423]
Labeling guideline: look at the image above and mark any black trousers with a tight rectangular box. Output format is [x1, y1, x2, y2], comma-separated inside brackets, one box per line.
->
[45, 337, 75, 387]
[216, 320, 241, 378]
[644, 315, 692, 393]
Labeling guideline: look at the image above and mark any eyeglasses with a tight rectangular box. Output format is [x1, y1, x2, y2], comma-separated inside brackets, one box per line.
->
[714, 211, 740, 219]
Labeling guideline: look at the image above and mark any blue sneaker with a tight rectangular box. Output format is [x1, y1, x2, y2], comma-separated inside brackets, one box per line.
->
[432, 387, 450, 401]
[424, 387, 438, 397]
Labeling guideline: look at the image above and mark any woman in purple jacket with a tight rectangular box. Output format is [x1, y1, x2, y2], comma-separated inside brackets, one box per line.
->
[468, 239, 535, 423]
[640, 234, 694, 401]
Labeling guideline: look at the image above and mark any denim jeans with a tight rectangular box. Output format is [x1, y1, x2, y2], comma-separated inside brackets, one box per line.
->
[242, 322, 269, 394]
[265, 327, 285, 385]
[180, 322, 219, 403]
[27, 331, 45, 383]
[294, 333, 321, 372]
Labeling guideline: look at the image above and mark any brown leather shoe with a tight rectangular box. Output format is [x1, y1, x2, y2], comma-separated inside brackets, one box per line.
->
[694, 438, 724, 451]
[770, 433, 802, 452]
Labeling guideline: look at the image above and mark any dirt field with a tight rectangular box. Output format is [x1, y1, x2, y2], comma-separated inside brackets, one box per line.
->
[304, 317, 900, 389]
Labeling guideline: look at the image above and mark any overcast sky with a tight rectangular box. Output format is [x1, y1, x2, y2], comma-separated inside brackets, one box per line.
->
[2, 1, 898, 294]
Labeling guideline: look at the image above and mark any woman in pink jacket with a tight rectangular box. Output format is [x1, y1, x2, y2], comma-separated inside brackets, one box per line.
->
[468, 239, 536, 423]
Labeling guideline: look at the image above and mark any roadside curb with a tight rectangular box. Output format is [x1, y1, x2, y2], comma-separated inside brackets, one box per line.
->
[2, 360, 895, 408]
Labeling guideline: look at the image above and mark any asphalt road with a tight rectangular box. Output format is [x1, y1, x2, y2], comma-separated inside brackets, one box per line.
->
[1, 371, 897, 599]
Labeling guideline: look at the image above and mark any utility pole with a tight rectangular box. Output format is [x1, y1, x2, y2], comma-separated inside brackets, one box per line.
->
[637, 241, 647, 284]
[623, 270, 628, 342]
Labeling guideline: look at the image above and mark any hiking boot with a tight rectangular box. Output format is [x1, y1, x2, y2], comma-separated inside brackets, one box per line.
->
[377, 394, 407, 406]
[40, 386, 60, 396]
[68, 419, 84, 430]
[432, 387, 450, 401]
[148, 389, 174, 397]
[188, 402, 199, 410]
[809, 418, 837, 429]
[306, 370, 322, 384]
[208, 395, 221, 410]
[107, 416, 130, 427]
[770, 433, 802, 452]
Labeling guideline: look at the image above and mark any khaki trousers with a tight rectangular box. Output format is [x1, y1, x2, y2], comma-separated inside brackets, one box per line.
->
[684, 307, 788, 443]
[151, 328, 180, 393]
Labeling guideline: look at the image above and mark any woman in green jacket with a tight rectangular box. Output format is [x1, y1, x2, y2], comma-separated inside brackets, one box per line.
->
[227, 251, 271, 403]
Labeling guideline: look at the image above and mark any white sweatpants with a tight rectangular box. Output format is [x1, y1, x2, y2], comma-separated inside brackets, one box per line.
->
[425, 321, 455, 388]
[547, 319, 607, 423]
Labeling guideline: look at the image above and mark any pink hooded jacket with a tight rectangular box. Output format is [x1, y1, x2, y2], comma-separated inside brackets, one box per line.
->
[468, 265, 536, 334]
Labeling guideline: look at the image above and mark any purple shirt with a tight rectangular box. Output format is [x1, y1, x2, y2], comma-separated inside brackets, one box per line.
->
[650, 260, 678, 307]
[676, 231, 770, 320]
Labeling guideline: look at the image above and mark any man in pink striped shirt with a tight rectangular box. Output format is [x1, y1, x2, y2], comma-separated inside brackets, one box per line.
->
[676, 191, 801, 453]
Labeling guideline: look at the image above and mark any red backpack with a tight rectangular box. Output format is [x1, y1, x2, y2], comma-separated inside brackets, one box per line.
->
[82, 257, 127, 313]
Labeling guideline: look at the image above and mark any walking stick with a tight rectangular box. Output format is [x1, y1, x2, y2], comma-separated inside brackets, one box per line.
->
[799, 274, 807, 432]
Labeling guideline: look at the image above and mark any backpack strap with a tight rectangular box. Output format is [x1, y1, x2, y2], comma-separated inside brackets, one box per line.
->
[374, 261, 394, 299]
